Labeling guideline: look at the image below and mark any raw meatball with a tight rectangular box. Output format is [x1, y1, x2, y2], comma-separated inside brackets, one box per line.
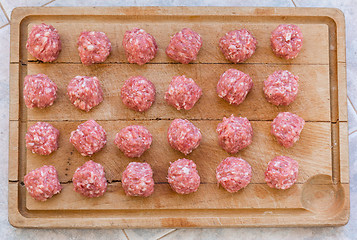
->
[122, 162, 154, 197]
[216, 115, 253, 154]
[265, 156, 298, 189]
[122, 28, 157, 65]
[24, 165, 62, 201]
[219, 29, 257, 63]
[165, 75, 202, 110]
[216, 157, 252, 193]
[72, 160, 107, 198]
[271, 24, 303, 60]
[26, 23, 61, 62]
[165, 28, 203, 64]
[114, 125, 153, 158]
[264, 70, 299, 106]
[26, 122, 59, 155]
[167, 158, 200, 194]
[70, 120, 107, 156]
[77, 31, 111, 65]
[167, 119, 202, 155]
[23, 74, 58, 109]
[271, 112, 305, 148]
[216, 69, 253, 106]
[67, 76, 103, 112]
[120, 76, 156, 112]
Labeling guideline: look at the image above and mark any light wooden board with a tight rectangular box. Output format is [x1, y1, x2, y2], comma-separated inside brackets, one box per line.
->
[9, 7, 348, 228]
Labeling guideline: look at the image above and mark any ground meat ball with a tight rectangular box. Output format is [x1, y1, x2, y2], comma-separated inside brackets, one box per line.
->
[23, 74, 58, 109]
[77, 31, 111, 65]
[122, 162, 154, 197]
[216, 115, 253, 154]
[167, 119, 202, 155]
[70, 120, 107, 156]
[24, 165, 62, 201]
[114, 125, 153, 158]
[216, 69, 253, 106]
[271, 112, 305, 148]
[167, 158, 200, 194]
[219, 29, 257, 63]
[26, 23, 61, 62]
[271, 24, 303, 60]
[265, 156, 298, 189]
[120, 76, 156, 112]
[165, 28, 203, 64]
[67, 76, 103, 112]
[165, 75, 202, 110]
[264, 70, 299, 106]
[26, 122, 59, 155]
[216, 157, 252, 193]
[72, 160, 107, 198]
[122, 28, 158, 65]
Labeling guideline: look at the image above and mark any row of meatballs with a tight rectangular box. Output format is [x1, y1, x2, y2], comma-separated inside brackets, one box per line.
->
[27, 23, 303, 65]
[25, 156, 298, 201]
[26, 113, 305, 157]
[24, 68, 299, 112]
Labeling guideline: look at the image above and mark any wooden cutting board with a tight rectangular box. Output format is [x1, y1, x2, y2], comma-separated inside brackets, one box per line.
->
[8, 6, 349, 228]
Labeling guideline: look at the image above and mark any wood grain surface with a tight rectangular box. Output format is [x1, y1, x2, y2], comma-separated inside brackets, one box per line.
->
[8, 7, 348, 228]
